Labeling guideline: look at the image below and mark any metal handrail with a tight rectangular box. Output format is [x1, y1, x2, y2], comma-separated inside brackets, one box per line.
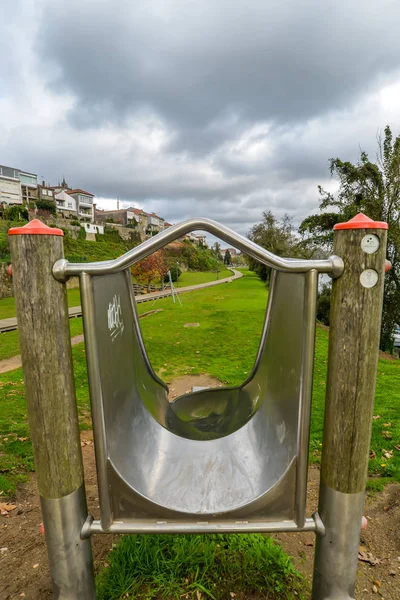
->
[53, 217, 344, 281]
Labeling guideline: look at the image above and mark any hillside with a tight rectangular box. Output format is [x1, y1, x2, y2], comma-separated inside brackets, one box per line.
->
[0, 220, 139, 264]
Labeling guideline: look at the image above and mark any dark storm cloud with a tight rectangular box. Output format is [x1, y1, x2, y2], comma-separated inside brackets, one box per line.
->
[38, 0, 400, 154]
[2, 0, 400, 238]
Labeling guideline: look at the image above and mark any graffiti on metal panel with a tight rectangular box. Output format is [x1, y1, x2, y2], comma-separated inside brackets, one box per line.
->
[108, 294, 125, 341]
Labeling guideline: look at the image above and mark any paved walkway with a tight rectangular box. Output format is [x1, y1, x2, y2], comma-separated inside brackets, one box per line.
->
[0, 269, 242, 333]
[0, 270, 243, 373]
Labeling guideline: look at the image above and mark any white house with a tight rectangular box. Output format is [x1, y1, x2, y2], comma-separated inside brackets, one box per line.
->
[81, 222, 104, 235]
[55, 190, 77, 215]
[67, 189, 95, 222]
[0, 174, 22, 205]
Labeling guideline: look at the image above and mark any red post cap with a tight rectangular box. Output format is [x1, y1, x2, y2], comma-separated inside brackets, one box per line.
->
[8, 219, 63, 236]
[7, 264, 12, 278]
[385, 260, 392, 273]
[334, 213, 388, 230]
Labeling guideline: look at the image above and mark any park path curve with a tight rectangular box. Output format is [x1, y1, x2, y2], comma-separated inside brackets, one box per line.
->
[0, 269, 243, 374]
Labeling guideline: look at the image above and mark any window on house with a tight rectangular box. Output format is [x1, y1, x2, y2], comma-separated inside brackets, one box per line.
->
[68, 202, 73, 208]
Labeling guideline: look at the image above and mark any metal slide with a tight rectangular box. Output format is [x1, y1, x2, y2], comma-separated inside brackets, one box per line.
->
[54, 218, 342, 535]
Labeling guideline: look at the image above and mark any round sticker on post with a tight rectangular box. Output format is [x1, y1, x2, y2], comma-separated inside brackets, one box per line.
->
[361, 234, 380, 254]
[360, 269, 378, 288]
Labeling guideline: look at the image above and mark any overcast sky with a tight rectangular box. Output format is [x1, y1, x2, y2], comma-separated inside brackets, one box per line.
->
[1, 0, 400, 237]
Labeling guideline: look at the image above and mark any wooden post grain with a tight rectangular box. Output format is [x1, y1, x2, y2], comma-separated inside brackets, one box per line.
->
[312, 213, 388, 600]
[9, 219, 96, 599]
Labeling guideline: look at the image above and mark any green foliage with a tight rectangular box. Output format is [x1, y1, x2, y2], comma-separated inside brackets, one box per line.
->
[180, 240, 220, 271]
[248, 211, 316, 284]
[96, 533, 304, 600]
[36, 198, 56, 215]
[165, 265, 181, 282]
[3, 205, 28, 222]
[1, 272, 400, 498]
[63, 228, 137, 263]
[224, 249, 231, 265]
[300, 126, 400, 350]
[77, 226, 86, 240]
[316, 283, 331, 326]
[0, 220, 28, 261]
[71, 219, 80, 226]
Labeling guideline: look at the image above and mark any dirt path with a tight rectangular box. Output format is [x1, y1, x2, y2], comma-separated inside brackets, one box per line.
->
[0, 334, 84, 374]
[0, 309, 164, 375]
[1, 375, 399, 599]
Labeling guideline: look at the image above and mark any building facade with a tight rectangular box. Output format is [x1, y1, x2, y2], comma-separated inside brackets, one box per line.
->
[0, 173, 22, 205]
[55, 190, 77, 216]
[67, 189, 95, 222]
[81, 222, 104, 235]
[146, 212, 164, 233]
[95, 208, 138, 226]
[0, 164, 38, 205]
[37, 184, 56, 203]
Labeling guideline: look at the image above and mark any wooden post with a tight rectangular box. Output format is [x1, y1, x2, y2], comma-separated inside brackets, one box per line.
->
[8, 220, 96, 599]
[312, 213, 388, 600]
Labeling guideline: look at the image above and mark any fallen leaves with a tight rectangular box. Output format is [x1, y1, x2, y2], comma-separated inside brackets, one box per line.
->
[358, 550, 381, 566]
[0, 502, 17, 515]
[382, 449, 393, 459]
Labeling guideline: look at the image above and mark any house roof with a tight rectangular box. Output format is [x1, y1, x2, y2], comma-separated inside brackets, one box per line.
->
[95, 208, 131, 214]
[67, 189, 95, 197]
[55, 190, 76, 202]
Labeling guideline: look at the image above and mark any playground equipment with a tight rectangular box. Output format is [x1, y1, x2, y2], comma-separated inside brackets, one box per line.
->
[9, 214, 388, 600]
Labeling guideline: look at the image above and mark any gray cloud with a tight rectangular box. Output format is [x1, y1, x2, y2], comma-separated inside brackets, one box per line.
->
[38, 0, 400, 145]
[1, 0, 400, 241]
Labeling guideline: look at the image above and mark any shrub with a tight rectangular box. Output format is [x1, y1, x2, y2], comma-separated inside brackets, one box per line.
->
[3, 205, 28, 222]
[164, 265, 181, 283]
[36, 198, 56, 215]
[317, 282, 331, 326]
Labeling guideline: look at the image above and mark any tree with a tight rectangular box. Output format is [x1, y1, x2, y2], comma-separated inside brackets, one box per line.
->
[316, 282, 331, 326]
[131, 249, 169, 292]
[248, 211, 315, 284]
[224, 249, 231, 265]
[212, 241, 223, 261]
[299, 125, 400, 350]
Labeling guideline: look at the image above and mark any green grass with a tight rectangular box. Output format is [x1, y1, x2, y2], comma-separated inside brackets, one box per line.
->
[0, 317, 84, 361]
[96, 533, 304, 600]
[1, 269, 399, 493]
[309, 326, 400, 483]
[3, 269, 399, 598]
[0, 287, 82, 320]
[175, 269, 233, 288]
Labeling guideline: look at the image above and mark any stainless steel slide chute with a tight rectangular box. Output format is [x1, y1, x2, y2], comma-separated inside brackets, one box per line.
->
[60, 218, 342, 535]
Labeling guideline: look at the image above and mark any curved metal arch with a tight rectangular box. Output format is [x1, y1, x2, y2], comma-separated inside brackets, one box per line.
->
[53, 217, 343, 282]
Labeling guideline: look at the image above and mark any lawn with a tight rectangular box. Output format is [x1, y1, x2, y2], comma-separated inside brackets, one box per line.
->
[175, 268, 233, 287]
[1, 270, 399, 497]
[1, 269, 399, 598]
[96, 533, 304, 600]
[0, 287, 82, 320]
